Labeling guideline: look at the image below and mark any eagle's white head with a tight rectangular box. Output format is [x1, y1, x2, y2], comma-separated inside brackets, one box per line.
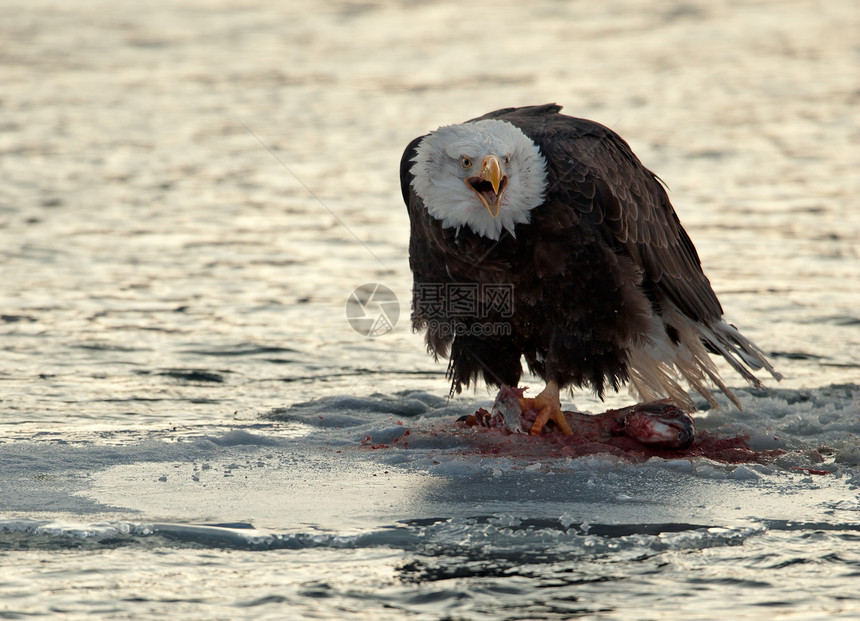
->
[410, 119, 548, 241]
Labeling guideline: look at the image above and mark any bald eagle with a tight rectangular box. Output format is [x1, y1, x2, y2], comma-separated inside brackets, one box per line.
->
[401, 104, 780, 434]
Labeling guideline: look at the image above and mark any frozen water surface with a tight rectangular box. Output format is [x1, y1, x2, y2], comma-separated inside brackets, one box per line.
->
[1, 0, 858, 619]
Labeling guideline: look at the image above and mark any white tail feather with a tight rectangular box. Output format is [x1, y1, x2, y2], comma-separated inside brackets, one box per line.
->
[626, 307, 780, 411]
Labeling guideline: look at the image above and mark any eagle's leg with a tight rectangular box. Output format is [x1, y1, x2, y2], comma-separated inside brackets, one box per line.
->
[519, 380, 573, 436]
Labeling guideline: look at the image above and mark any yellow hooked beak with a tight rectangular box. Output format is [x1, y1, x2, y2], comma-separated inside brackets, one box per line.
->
[465, 154, 508, 217]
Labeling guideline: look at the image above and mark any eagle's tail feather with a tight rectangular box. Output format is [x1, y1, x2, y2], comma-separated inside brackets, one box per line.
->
[702, 321, 783, 382]
[626, 351, 700, 411]
[626, 309, 779, 412]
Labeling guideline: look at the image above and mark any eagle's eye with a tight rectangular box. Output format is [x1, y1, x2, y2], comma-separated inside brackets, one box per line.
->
[503, 154, 511, 166]
[459, 156, 472, 170]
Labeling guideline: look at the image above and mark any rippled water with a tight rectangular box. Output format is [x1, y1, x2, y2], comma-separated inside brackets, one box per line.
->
[2, 517, 859, 620]
[1, 0, 859, 619]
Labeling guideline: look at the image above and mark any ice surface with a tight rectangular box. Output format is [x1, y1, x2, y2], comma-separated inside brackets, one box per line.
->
[1, 384, 856, 536]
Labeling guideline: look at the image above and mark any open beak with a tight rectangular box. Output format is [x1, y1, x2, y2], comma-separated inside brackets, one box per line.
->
[465, 154, 508, 217]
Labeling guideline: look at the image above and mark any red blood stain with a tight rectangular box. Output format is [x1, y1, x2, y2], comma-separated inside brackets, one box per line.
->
[790, 467, 831, 476]
[360, 419, 793, 466]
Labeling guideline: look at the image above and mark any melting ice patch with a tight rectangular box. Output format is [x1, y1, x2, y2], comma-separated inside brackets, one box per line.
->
[0, 384, 857, 548]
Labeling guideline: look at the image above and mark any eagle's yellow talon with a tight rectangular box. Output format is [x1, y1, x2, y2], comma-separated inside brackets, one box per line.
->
[529, 405, 552, 435]
[520, 382, 574, 436]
